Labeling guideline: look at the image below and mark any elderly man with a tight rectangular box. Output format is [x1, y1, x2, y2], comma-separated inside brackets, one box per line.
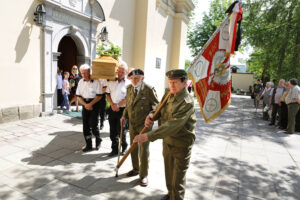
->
[120, 69, 158, 186]
[134, 69, 196, 200]
[269, 79, 285, 126]
[76, 64, 104, 152]
[285, 78, 300, 134]
[106, 61, 129, 156]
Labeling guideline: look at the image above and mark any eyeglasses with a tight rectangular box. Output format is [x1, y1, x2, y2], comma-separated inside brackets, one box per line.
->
[72, 68, 78, 70]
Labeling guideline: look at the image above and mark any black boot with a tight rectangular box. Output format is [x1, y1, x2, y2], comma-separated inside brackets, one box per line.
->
[82, 138, 93, 152]
[95, 137, 102, 150]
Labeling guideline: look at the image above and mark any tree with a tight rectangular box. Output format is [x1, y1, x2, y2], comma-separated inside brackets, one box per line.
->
[187, 0, 233, 57]
[188, 0, 300, 82]
[243, 0, 300, 81]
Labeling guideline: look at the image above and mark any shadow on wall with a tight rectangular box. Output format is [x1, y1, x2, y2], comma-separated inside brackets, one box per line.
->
[14, 1, 37, 63]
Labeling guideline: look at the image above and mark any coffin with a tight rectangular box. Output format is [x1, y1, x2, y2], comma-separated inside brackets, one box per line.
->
[91, 56, 119, 80]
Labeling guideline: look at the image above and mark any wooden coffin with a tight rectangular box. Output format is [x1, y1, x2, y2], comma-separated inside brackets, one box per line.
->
[91, 56, 119, 80]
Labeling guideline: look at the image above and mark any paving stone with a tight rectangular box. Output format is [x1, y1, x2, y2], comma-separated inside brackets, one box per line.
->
[0, 144, 23, 157]
[1, 106, 19, 123]
[0, 96, 300, 199]
[0, 185, 35, 200]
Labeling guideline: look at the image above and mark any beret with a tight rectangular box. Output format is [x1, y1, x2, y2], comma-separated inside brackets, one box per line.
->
[128, 69, 144, 77]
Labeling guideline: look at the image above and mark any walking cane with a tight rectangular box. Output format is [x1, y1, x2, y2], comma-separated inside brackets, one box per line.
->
[115, 124, 124, 177]
[115, 92, 172, 172]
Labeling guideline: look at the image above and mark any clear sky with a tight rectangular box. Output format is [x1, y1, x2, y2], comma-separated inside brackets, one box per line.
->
[192, 1, 211, 24]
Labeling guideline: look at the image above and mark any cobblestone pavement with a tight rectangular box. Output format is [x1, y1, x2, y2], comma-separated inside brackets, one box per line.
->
[0, 95, 300, 200]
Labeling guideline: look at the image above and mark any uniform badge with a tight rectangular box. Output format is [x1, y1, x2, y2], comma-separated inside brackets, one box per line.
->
[184, 96, 192, 103]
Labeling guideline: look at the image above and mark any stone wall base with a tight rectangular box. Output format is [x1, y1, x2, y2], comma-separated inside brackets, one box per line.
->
[0, 104, 42, 123]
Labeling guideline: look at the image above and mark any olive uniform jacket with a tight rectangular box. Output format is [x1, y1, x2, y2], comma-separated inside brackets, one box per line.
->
[123, 82, 158, 127]
[147, 88, 196, 147]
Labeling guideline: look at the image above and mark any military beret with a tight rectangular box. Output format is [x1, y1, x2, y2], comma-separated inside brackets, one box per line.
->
[128, 69, 144, 77]
[166, 69, 187, 79]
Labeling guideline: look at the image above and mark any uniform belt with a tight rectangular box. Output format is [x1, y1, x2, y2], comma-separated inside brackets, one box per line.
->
[83, 98, 94, 102]
[288, 102, 298, 105]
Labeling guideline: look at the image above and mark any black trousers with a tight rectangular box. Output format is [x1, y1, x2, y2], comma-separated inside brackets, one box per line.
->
[99, 95, 106, 127]
[108, 107, 127, 153]
[82, 101, 101, 147]
[57, 89, 63, 106]
[280, 102, 288, 129]
[271, 103, 279, 124]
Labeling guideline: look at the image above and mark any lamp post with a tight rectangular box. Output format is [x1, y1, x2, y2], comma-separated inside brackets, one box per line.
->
[99, 27, 108, 42]
[34, 4, 46, 26]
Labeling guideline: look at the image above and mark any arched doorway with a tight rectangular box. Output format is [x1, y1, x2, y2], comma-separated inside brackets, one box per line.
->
[58, 36, 78, 73]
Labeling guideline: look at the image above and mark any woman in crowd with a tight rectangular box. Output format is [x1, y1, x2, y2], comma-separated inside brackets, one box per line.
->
[69, 65, 81, 112]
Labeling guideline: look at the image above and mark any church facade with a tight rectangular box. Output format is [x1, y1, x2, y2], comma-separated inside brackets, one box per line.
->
[0, 0, 194, 123]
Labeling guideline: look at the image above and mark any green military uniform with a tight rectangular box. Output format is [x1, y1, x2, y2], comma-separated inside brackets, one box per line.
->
[147, 69, 196, 200]
[123, 82, 158, 178]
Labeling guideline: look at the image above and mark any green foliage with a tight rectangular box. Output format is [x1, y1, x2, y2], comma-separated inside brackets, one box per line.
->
[243, 0, 300, 82]
[185, 59, 191, 70]
[187, 0, 233, 57]
[96, 41, 122, 58]
[188, 0, 300, 82]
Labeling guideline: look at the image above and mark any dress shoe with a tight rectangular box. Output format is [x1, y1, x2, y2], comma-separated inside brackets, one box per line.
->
[82, 146, 93, 152]
[161, 194, 170, 200]
[121, 148, 127, 156]
[126, 169, 139, 177]
[108, 151, 118, 157]
[140, 177, 148, 187]
[95, 142, 101, 150]
[284, 131, 293, 134]
[95, 138, 101, 150]
[269, 123, 275, 125]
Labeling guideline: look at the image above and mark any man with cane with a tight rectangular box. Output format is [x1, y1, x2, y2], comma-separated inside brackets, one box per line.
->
[134, 69, 196, 200]
[120, 69, 158, 187]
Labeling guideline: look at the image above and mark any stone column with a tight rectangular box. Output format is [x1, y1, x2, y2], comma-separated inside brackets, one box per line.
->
[52, 52, 61, 108]
[42, 26, 55, 113]
[170, 13, 188, 70]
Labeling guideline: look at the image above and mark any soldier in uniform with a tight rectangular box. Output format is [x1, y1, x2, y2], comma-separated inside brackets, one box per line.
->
[134, 69, 196, 200]
[120, 69, 158, 187]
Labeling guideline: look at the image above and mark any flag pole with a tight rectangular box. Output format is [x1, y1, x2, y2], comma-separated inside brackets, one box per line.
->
[115, 92, 172, 172]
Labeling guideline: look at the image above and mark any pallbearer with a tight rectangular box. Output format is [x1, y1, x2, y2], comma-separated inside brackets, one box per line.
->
[120, 69, 158, 187]
[134, 69, 196, 200]
[76, 64, 104, 152]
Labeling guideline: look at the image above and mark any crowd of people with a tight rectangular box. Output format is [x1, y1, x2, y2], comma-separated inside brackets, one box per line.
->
[56, 61, 195, 200]
[252, 78, 300, 134]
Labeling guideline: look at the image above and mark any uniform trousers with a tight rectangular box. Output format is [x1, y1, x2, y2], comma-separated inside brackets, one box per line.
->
[163, 142, 192, 200]
[287, 103, 300, 133]
[108, 107, 127, 153]
[82, 100, 101, 147]
[129, 124, 149, 178]
[99, 95, 106, 127]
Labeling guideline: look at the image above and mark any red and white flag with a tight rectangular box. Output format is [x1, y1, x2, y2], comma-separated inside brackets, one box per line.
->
[188, 2, 242, 123]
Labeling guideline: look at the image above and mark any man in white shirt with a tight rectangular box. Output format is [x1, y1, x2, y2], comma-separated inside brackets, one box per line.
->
[269, 79, 285, 125]
[285, 78, 300, 134]
[106, 60, 128, 156]
[76, 64, 103, 152]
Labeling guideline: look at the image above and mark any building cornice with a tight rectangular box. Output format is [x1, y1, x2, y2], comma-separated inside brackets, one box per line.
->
[43, 0, 104, 24]
[156, 0, 194, 23]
